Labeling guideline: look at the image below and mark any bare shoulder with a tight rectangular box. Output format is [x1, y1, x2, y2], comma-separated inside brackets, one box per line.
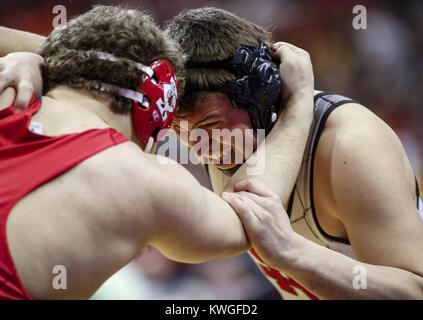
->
[78, 140, 191, 221]
[313, 103, 423, 272]
[78, 140, 161, 203]
[69, 141, 161, 231]
[76, 141, 146, 181]
[318, 102, 408, 165]
[315, 101, 417, 215]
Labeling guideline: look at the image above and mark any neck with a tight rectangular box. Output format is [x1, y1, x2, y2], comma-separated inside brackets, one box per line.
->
[44, 86, 145, 148]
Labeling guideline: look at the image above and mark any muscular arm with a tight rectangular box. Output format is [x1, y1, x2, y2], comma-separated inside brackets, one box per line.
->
[226, 103, 423, 299]
[126, 147, 249, 264]
[289, 103, 423, 299]
[284, 233, 423, 299]
[0, 27, 45, 56]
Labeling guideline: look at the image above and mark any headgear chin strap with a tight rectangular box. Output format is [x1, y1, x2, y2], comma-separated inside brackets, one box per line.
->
[186, 43, 281, 133]
[96, 52, 178, 152]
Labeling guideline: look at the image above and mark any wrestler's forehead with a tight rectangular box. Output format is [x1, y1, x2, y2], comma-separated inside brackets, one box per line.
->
[175, 92, 231, 122]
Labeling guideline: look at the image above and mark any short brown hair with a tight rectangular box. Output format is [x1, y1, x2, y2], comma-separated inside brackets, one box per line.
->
[165, 7, 271, 114]
[39, 5, 185, 114]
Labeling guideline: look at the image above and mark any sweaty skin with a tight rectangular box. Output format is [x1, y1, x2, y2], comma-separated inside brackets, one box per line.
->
[223, 101, 423, 299]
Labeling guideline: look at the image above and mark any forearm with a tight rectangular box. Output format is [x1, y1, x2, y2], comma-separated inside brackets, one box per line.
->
[190, 188, 250, 260]
[282, 234, 423, 299]
[226, 92, 313, 205]
[0, 27, 45, 56]
[148, 156, 249, 263]
[153, 189, 249, 263]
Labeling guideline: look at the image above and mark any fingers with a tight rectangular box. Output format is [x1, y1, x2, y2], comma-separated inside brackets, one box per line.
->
[271, 42, 311, 68]
[270, 41, 313, 102]
[0, 75, 12, 95]
[0, 60, 13, 94]
[234, 190, 286, 219]
[0, 52, 44, 112]
[0, 87, 16, 111]
[233, 179, 276, 198]
[14, 80, 34, 111]
[271, 41, 293, 52]
[222, 192, 259, 227]
[271, 42, 309, 56]
[0, 76, 32, 112]
[233, 191, 267, 215]
[271, 43, 295, 63]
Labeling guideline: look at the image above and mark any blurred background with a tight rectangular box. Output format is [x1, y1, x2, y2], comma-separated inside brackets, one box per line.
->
[1, 0, 421, 299]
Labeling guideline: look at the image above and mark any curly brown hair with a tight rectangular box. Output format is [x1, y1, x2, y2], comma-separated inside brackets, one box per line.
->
[165, 7, 271, 115]
[39, 5, 185, 114]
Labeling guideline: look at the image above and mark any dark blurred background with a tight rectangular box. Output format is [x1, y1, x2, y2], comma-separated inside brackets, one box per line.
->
[1, 0, 421, 299]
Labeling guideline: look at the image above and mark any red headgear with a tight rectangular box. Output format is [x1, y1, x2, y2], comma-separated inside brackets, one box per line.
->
[96, 53, 178, 151]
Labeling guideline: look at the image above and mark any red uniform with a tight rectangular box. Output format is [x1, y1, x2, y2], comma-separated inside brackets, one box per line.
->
[0, 94, 128, 299]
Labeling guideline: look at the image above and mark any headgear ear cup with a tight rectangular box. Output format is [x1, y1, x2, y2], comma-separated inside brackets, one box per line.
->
[133, 59, 178, 144]
[185, 43, 281, 133]
[96, 52, 178, 149]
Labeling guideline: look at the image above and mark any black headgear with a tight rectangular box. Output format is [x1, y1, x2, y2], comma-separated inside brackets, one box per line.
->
[186, 43, 282, 132]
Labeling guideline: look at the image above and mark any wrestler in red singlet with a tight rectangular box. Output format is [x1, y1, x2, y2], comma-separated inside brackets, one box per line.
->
[0, 93, 128, 299]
